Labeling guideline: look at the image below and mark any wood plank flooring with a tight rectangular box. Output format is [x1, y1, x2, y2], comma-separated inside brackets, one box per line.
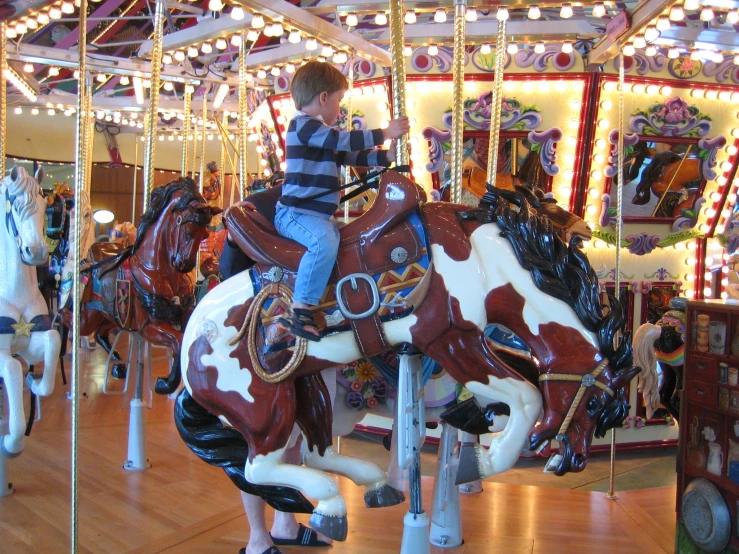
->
[0, 346, 678, 553]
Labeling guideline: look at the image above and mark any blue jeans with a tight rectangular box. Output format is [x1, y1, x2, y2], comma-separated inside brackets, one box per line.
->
[274, 207, 340, 306]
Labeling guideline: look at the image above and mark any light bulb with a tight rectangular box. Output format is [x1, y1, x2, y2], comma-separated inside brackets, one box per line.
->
[404, 10, 416, 24]
[247, 30, 259, 42]
[481, 43, 491, 55]
[96, 73, 106, 83]
[507, 43, 518, 55]
[201, 42, 212, 54]
[592, 2, 605, 17]
[497, 6, 509, 20]
[37, 12, 49, 25]
[465, 9, 477, 22]
[306, 38, 317, 50]
[23, 63, 33, 73]
[163, 81, 173, 91]
[434, 8, 447, 23]
[285, 63, 295, 74]
[120, 75, 130, 85]
[560, 3, 573, 18]
[31, 108, 38, 115]
[61, 1, 74, 14]
[252, 14, 265, 28]
[174, 50, 186, 62]
[375, 12, 388, 25]
[321, 45, 334, 57]
[427, 44, 439, 56]
[26, 18, 38, 30]
[561, 41, 573, 54]
[14, 106, 21, 114]
[15, 22, 26, 34]
[257, 69, 267, 79]
[403, 45, 412, 56]
[47, 108, 55, 116]
[346, 12, 358, 27]
[185, 46, 197, 58]
[668, 48, 680, 59]
[534, 42, 545, 54]
[231, 6, 244, 20]
[644, 25, 659, 42]
[645, 45, 658, 57]
[528, 5, 541, 19]
[728, 10, 739, 24]
[623, 44, 635, 56]
[231, 34, 241, 47]
[49, 7, 62, 20]
[288, 29, 301, 43]
[684, 0, 699, 9]
[214, 38, 226, 50]
[271, 66, 280, 76]
[669, 5, 685, 21]
[208, 0, 223, 11]
[656, 16, 670, 31]
[700, 7, 714, 21]
[162, 53, 173, 64]
[5, 27, 16, 39]
[734, 54, 739, 66]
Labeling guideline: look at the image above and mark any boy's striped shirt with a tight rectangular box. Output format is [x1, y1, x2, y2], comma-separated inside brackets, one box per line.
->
[279, 112, 390, 218]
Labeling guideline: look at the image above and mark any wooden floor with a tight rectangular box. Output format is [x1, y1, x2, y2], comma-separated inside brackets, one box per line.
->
[0, 346, 677, 554]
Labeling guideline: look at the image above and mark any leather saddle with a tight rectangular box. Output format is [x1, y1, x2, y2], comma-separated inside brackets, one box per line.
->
[225, 171, 427, 358]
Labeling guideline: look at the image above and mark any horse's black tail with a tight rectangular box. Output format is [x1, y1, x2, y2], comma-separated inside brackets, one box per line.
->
[174, 389, 314, 514]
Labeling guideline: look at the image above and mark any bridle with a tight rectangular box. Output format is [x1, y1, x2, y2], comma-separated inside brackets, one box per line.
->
[5, 187, 25, 254]
[538, 357, 612, 441]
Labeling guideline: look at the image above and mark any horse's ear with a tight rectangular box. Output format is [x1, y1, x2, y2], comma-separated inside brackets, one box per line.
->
[9, 165, 19, 183]
[612, 366, 641, 389]
[35, 166, 45, 185]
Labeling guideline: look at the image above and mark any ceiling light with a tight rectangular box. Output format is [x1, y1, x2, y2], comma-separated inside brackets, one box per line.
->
[728, 10, 739, 24]
[346, 12, 358, 26]
[633, 35, 646, 49]
[73, 69, 79, 79]
[480, 43, 491, 55]
[285, 63, 295, 73]
[306, 37, 317, 50]
[208, 0, 223, 11]
[61, 1, 74, 14]
[528, 5, 541, 19]
[507, 43, 518, 55]
[656, 16, 670, 31]
[49, 7, 62, 19]
[623, 43, 635, 56]
[6, 27, 17, 39]
[403, 45, 412, 56]
[560, 3, 573, 18]
[15, 22, 26, 34]
[162, 53, 172, 64]
[23, 63, 33, 73]
[271, 66, 280, 76]
[120, 75, 130, 85]
[404, 10, 416, 24]
[257, 69, 267, 79]
[465, 9, 477, 22]
[31, 108, 38, 115]
[25, 18, 38, 30]
[534, 42, 545, 54]
[434, 9, 447, 23]
[247, 30, 259, 42]
[428, 44, 438, 56]
[561, 41, 573, 53]
[185, 84, 195, 93]
[142, 79, 151, 88]
[375, 11, 388, 25]
[47, 108, 55, 116]
[230, 6, 244, 20]
[592, 2, 605, 17]
[669, 5, 685, 21]
[201, 42, 212, 54]
[288, 29, 301, 43]
[497, 6, 509, 20]
[96, 73, 106, 83]
[321, 44, 334, 57]
[14, 107, 21, 114]
[644, 25, 659, 42]
[262, 24, 273, 37]
[271, 22, 283, 36]
[334, 51, 348, 64]
[700, 7, 714, 21]
[684, 0, 699, 9]
[163, 81, 173, 91]
[251, 14, 265, 28]
[712, 51, 724, 63]
[216, 38, 227, 50]
[48, 66, 59, 77]
[668, 47, 680, 59]
[231, 34, 241, 47]
[691, 50, 702, 61]
[37, 12, 49, 25]
[187, 46, 198, 58]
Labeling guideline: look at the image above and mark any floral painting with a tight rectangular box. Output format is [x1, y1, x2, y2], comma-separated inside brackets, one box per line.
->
[629, 97, 712, 138]
[340, 359, 389, 410]
[668, 55, 703, 79]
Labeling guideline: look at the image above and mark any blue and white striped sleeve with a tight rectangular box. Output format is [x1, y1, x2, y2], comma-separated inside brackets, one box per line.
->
[337, 148, 391, 168]
[296, 117, 385, 152]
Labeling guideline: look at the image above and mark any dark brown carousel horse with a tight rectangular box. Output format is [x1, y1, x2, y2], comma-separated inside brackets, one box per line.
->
[63, 178, 220, 394]
[632, 151, 702, 217]
[176, 170, 637, 541]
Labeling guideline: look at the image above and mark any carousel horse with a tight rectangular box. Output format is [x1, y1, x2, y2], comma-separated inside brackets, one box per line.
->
[611, 141, 651, 188]
[109, 221, 137, 247]
[62, 177, 220, 395]
[631, 151, 702, 217]
[0, 166, 61, 456]
[176, 170, 637, 541]
[633, 304, 686, 422]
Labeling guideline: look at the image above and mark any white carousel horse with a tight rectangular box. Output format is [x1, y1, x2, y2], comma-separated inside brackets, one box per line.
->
[0, 166, 61, 457]
[57, 187, 96, 309]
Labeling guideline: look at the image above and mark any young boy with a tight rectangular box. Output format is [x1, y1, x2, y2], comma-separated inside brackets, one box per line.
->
[275, 61, 410, 341]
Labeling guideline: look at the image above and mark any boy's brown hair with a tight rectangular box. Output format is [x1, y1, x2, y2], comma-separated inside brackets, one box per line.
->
[290, 61, 348, 110]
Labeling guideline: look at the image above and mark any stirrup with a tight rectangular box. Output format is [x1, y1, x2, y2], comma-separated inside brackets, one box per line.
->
[278, 308, 321, 342]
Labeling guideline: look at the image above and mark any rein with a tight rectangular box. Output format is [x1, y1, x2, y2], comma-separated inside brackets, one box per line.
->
[538, 357, 612, 440]
[5, 188, 22, 251]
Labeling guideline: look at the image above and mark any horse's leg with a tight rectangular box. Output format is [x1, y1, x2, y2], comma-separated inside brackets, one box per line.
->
[295, 372, 405, 509]
[24, 329, 61, 397]
[95, 322, 127, 379]
[0, 353, 26, 456]
[425, 328, 542, 483]
[138, 321, 182, 394]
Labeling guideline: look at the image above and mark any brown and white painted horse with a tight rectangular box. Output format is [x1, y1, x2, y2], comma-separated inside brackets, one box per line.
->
[64, 178, 220, 394]
[176, 171, 637, 541]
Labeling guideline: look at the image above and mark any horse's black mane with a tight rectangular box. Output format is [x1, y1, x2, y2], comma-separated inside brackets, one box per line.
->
[134, 177, 205, 252]
[481, 187, 633, 376]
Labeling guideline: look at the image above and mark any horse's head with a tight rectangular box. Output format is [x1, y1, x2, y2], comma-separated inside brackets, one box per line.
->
[44, 189, 67, 242]
[3, 165, 48, 265]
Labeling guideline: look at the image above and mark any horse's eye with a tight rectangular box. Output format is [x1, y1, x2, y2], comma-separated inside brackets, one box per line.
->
[587, 395, 601, 416]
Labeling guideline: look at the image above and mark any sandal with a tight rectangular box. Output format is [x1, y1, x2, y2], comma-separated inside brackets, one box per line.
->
[270, 523, 331, 547]
[238, 548, 285, 554]
[278, 308, 321, 342]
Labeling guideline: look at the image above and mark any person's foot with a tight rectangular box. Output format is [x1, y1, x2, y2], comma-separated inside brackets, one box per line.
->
[239, 547, 284, 554]
[271, 522, 333, 546]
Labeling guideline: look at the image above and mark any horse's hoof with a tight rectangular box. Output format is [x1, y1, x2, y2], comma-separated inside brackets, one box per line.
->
[0, 439, 23, 458]
[455, 444, 483, 485]
[458, 480, 483, 495]
[440, 397, 492, 435]
[111, 365, 127, 380]
[154, 377, 176, 395]
[365, 483, 405, 508]
[308, 512, 348, 541]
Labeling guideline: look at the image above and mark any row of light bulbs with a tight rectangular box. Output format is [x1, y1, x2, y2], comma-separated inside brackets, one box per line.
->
[5, 0, 80, 39]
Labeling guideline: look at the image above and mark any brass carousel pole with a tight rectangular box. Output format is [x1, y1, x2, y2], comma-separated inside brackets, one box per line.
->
[71, 0, 89, 550]
[182, 88, 192, 177]
[606, 50, 626, 502]
[86, 82, 94, 191]
[238, 32, 249, 199]
[449, 0, 466, 204]
[142, 0, 166, 213]
[220, 111, 227, 209]
[199, 90, 208, 194]
[132, 137, 139, 222]
[485, 10, 507, 188]
[0, 22, 7, 178]
[388, 0, 408, 167]
[343, 54, 354, 222]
